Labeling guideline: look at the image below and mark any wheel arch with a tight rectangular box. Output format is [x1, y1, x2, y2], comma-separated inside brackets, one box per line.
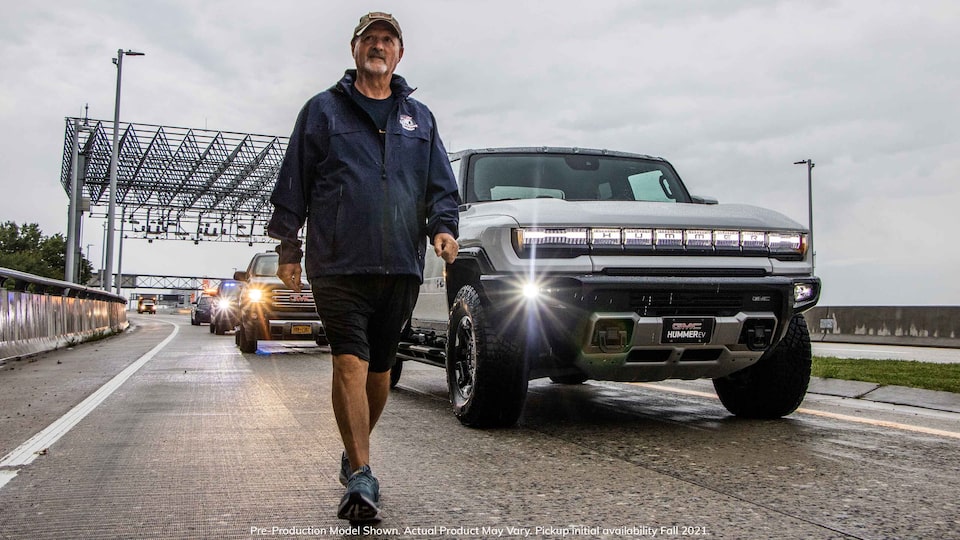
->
[445, 249, 492, 307]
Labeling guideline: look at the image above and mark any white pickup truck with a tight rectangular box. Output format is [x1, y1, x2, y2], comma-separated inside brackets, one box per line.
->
[394, 147, 820, 427]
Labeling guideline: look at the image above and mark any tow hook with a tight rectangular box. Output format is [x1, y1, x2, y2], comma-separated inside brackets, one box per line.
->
[742, 320, 775, 351]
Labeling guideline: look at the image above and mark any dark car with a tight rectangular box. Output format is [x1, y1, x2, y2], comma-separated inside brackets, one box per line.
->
[210, 280, 241, 335]
[191, 294, 214, 326]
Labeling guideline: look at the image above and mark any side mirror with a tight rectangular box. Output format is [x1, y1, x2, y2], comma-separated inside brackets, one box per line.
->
[233, 270, 248, 281]
[691, 195, 719, 205]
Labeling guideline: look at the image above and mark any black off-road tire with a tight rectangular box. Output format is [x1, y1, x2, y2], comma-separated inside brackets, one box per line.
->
[237, 324, 257, 353]
[390, 321, 412, 389]
[389, 360, 403, 389]
[209, 322, 215, 333]
[214, 319, 226, 335]
[549, 373, 589, 385]
[446, 284, 529, 428]
[191, 315, 199, 326]
[713, 314, 812, 418]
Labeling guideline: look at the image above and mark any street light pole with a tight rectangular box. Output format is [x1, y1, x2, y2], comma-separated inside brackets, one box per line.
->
[117, 207, 126, 297]
[793, 159, 815, 272]
[66, 118, 92, 283]
[104, 48, 144, 293]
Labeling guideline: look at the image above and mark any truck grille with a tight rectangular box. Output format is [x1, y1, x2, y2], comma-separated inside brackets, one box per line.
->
[270, 289, 316, 309]
[627, 291, 779, 317]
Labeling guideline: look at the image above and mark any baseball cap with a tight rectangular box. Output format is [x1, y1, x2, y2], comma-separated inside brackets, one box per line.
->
[353, 12, 403, 43]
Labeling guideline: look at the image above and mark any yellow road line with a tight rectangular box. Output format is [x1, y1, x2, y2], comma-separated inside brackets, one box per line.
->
[633, 382, 960, 440]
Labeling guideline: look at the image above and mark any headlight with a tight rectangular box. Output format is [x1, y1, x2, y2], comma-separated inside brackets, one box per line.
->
[217, 298, 232, 310]
[247, 289, 264, 302]
[793, 280, 820, 308]
[769, 232, 804, 255]
[515, 228, 588, 246]
[521, 282, 541, 300]
[512, 227, 808, 260]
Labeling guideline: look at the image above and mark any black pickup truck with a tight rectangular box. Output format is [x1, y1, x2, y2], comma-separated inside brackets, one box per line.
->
[233, 250, 326, 353]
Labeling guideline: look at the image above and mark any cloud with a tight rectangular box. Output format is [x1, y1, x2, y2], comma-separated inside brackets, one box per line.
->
[1, 0, 958, 306]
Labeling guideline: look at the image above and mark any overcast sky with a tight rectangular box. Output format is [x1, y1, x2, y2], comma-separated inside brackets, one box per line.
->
[1, 0, 958, 306]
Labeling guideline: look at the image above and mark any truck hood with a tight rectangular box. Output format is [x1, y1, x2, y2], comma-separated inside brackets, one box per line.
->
[460, 199, 806, 232]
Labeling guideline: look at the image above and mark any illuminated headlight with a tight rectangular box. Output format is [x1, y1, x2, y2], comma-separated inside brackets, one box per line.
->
[247, 289, 264, 302]
[654, 229, 683, 247]
[794, 282, 817, 305]
[521, 282, 541, 300]
[623, 228, 653, 246]
[512, 227, 808, 259]
[713, 230, 741, 249]
[741, 231, 767, 250]
[684, 229, 713, 248]
[516, 227, 588, 246]
[589, 228, 621, 245]
[217, 298, 232, 310]
[769, 232, 805, 256]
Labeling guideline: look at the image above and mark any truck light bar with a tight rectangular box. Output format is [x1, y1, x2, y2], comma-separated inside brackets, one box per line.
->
[513, 227, 807, 259]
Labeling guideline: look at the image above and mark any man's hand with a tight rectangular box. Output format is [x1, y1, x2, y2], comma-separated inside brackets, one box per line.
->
[433, 232, 459, 264]
[276, 262, 302, 292]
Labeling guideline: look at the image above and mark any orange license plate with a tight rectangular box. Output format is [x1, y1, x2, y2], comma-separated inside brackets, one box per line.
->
[290, 325, 312, 335]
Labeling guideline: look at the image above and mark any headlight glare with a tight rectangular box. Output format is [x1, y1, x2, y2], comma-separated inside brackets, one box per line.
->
[521, 282, 541, 300]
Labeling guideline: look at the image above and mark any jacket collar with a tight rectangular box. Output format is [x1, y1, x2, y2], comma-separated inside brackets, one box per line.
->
[335, 69, 415, 100]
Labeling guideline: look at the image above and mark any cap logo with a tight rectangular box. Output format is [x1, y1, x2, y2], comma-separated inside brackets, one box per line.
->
[399, 114, 418, 131]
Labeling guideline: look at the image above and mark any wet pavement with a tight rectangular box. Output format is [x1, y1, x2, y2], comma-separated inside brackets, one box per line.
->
[0, 315, 957, 539]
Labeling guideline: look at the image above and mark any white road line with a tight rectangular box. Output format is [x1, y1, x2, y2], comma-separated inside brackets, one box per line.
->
[633, 382, 960, 440]
[0, 471, 16, 490]
[0, 321, 178, 490]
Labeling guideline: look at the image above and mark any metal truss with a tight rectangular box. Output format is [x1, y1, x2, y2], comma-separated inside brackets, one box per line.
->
[86, 272, 229, 291]
[61, 117, 288, 244]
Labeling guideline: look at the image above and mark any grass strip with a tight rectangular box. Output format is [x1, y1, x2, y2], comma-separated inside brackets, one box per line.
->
[812, 357, 960, 394]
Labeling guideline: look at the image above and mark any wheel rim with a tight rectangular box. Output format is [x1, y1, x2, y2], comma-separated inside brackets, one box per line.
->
[451, 314, 477, 406]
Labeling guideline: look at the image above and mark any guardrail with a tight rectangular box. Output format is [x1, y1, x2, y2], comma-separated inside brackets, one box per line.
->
[0, 267, 128, 363]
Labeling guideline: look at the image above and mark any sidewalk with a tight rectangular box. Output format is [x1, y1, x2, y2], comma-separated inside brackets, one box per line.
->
[807, 377, 960, 414]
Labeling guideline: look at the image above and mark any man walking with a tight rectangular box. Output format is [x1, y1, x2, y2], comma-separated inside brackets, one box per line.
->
[267, 12, 460, 522]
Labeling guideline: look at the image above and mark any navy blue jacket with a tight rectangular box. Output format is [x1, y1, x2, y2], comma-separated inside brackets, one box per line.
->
[267, 70, 460, 281]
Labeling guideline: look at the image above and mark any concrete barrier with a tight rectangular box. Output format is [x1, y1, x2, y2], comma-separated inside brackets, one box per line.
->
[0, 267, 128, 363]
[803, 306, 960, 348]
[2, 265, 957, 356]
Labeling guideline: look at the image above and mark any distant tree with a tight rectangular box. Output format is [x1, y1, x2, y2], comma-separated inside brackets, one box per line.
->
[0, 221, 93, 282]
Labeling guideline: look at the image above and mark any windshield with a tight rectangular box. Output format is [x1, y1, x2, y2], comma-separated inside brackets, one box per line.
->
[465, 153, 690, 204]
[252, 253, 303, 277]
[253, 254, 279, 276]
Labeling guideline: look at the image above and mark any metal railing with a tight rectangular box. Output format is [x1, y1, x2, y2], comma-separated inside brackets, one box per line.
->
[0, 267, 128, 363]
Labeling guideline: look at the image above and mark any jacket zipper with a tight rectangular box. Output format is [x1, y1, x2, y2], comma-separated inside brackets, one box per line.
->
[380, 128, 389, 274]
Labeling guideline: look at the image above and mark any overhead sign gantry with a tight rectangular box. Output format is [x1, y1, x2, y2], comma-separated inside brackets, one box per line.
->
[61, 117, 287, 246]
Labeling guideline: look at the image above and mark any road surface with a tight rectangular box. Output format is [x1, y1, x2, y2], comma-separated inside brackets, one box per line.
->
[0, 314, 956, 539]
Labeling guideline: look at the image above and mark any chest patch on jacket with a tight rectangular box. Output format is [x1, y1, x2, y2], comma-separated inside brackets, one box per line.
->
[399, 114, 418, 131]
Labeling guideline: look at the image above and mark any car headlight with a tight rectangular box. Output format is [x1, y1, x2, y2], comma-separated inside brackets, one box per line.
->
[247, 289, 264, 302]
[521, 282, 541, 300]
[793, 280, 820, 308]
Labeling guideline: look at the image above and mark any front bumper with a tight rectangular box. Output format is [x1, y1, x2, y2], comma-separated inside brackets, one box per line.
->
[479, 273, 819, 382]
[243, 308, 326, 342]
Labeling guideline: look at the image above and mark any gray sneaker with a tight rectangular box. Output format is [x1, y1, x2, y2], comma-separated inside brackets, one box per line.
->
[337, 465, 382, 523]
[338, 451, 351, 487]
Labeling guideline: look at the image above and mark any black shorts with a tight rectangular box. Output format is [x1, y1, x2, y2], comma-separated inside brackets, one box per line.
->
[310, 275, 420, 373]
